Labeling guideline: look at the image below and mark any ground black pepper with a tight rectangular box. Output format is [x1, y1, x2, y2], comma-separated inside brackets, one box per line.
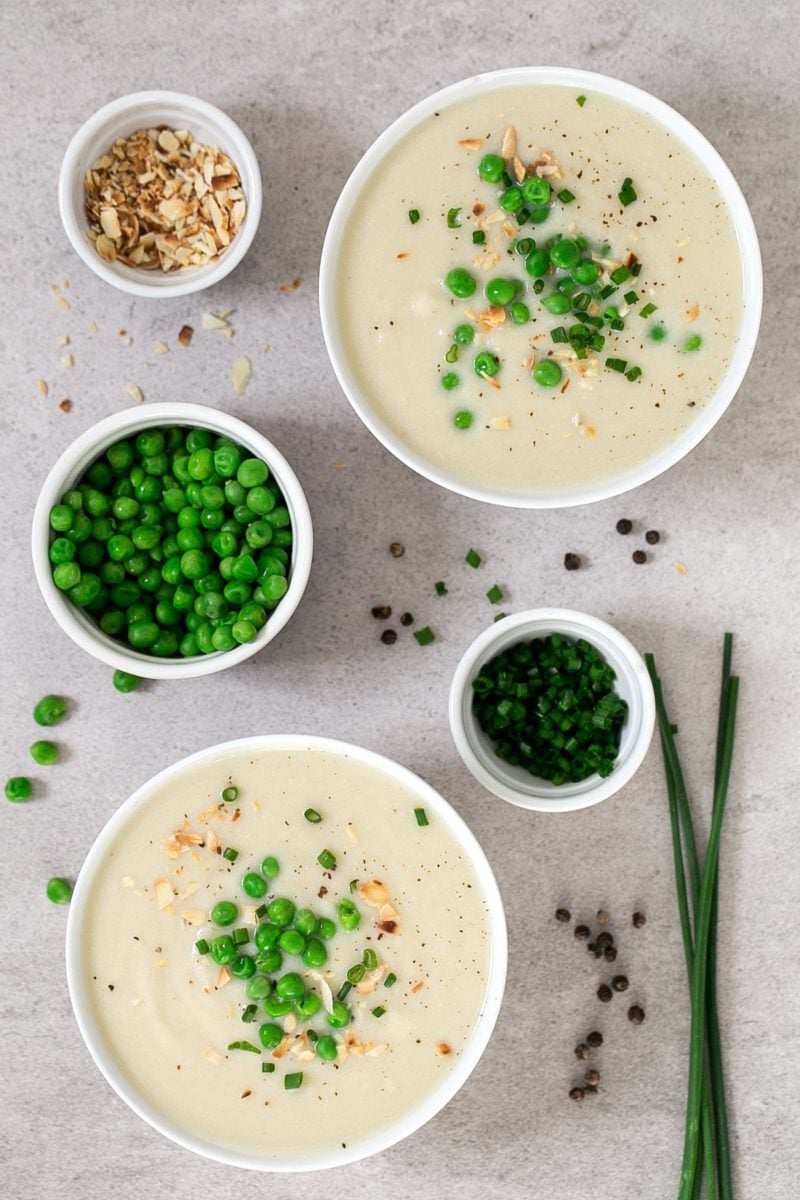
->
[632, 549, 647, 564]
[597, 984, 613, 1003]
[380, 629, 397, 645]
[645, 530, 660, 545]
[616, 518, 633, 534]
[555, 908, 571, 923]
[563, 552, 581, 571]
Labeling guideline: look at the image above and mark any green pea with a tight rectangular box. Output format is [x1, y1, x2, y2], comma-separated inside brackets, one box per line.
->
[444, 268, 476, 298]
[123, 551, 148, 577]
[255, 949, 283, 974]
[211, 900, 238, 927]
[246, 975, 273, 1001]
[5, 776, 32, 802]
[302, 938, 327, 968]
[126, 603, 154, 626]
[231, 554, 258, 582]
[294, 908, 316, 937]
[135, 472, 163, 497]
[271, 529, 292, 548]
[53, 561, 81, 591]
[572, 260, 600, 285]
[245, 486, 276, 516]
[210, 935, 237, 965]
[127, 620, 159, 649]
[232, 619, 258, 644]
[474, 351, 500, 378]
[69, 573, 102, 607]
[245, 521, 273, 549]
[522, 177, 551, 207]
[263, 993, 294, 1018]
[238, 602, 267, 630]
[200, 507, 224, 530]
[151, 630, 179, 657]
[261, 856, 280, 880]
[83, 489, 110, 517]
[541, 292, 573, 316]
[172, 583, 196, 611]
[453, 410, 473, 430]
[179, 633, 198, 657]
[336, 899, 361, 931]
[529, 206, 551, 225]
[46, 877, 72, 905]
[327, 1000, 351, 1029]
[110, 581, 140, 607]
[185, 428, 212, 452]
[515, 237, 535, 255]
[113, 670, 141, 693]
[50, 504, 75, 533]
[230, 953, 256, 979]
[224, 480, 246, 506]
[135, 430, 164, 457]
[453, 323, 474, 346]
[533, 360, 563, 388]
[316, 1034, 338, 1061]
[28, 740, 59, 767]
[211, 625, 237, 652]
[549, 238, 581, 270]
[278, 929, 306, 956]
[264, 506, 290, 529]
[177, 506, 201, 529]
[195, 623, 215, 654]
[485, 278, 516, 306]
[509, 301, 530, 325]
[525, 248, 550, 277]
[258, 1022, 283, 1050]
[275, 972, 305, 1000]
[441, 372, 459, 391]
[107, 534, 134, 561]
[100, 610, 125, 637]
[267, 898, 295, 927]
[478, 153, 504, 182]
[49, 537, 76, 565]
[243, 872, 267, 899]
[316, 917, 336, 941]
[255, 923, 282, 952]
[237, 458, 269, 488]
[187, 448, 214, 481]
[499, 186, 523, 212]
[180, 549, 210, 580]
[214, 445, 242, 478]
[295, 993, 321, 1019]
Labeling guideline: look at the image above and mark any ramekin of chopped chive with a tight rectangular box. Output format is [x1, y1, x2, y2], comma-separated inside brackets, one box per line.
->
[32, 403, 312, 679]
[448, 608, 655, 813]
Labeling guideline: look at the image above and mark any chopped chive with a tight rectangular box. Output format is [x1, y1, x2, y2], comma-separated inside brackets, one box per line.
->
[685, 334, 703, 352]
[363, 948, 378, 969]
[576, 95, 587, 107]
[195, 939, 210, 955]
[533, 278, 545, 294]
[384, 972, 398, 988]
[261, 1061, 275, 1073]
[306, 1029, 318, 1043]
[599, 283, 616, 300]
[435, 581, 448, 596]
[408, 208, 420, 224]
[572, 291, 591, 312]
[609, 319, 625, 332]
[618, 177, 637, 206]
[317, 849, 336, 870]
[284, 1072, 303, 1090]
[626, 366, 643, 382]
[447, 207, 461, 229]
[487, 584, 504, 604]
[227, 1040, 260, 1054]
[624, 290, 639, 305]
[472, 230, 485, 245]
[337, 981, 353, 1001]
[494, 612, 508, 622]
[465, 548, 481, 568]
[349, 878, 358, 894]
[551, 326, 569, 344]
[445, 343, 458, 364]
[631, 262, 642, 277]
[606, 357, 628, 373]
[372, 1006, 386, 1018]
[222, 847, 239, 862]
[221, 786, 239, 803]
[347, 962, 366, 984]
[640, 302, 658, 319]
[610, 265, 632, 285]
[242, 1003, 258, 1023]
[557, 188, 576, 204]
[232, 927, 249, 945]
[414, 807, 429, 827]
[589, 333, 606, 352]
[304, 808, 322, 824]
[255, 903, 268, 919]
[414, 627, 435, 646]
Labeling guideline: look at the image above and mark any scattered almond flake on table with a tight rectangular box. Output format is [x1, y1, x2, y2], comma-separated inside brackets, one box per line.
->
[202, 312, 229, 331]
[125, 384, 144, 403]
[55, 296, 70, 311]
[178, 324, 194, 347]
[59, 399, 72, 413]
[278, 278, 302, 293]
[676, 562, 688, 575]
[153, 340, 169, 354]
[231, 355, 252, 395]
[61, 354, 74, 369]
[58, 335, 70, 347]
[87, 321, 98, 334]
[35, 379, 49, 397]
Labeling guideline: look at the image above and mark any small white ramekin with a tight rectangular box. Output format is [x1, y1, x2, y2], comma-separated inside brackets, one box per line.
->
[65, 734, 507, 1172]
[449, 609, 655, 813]
[58, 91, 262, 297]
[31, 403, 312, 680]
[319, 67, 763, 508]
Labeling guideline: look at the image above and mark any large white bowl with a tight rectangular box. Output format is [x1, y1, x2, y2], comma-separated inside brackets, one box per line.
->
[319, 67, 762, 508]
[58, 91, 262, 297]
[65, 734, 508, 1171]
[449, 609, 655, 812]
[31, 403, 312, 680]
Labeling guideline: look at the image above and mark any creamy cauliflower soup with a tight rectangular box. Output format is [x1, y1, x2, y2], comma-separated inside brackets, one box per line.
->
[336, 85, 744, 495]
[80, 744, 495, 1162]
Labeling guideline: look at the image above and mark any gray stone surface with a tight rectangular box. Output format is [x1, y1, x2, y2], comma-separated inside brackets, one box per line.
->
[0, 1, 796, 1196]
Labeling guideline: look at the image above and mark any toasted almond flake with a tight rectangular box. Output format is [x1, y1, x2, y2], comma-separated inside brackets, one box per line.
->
[60, 394, 73, 409]
[355, 965, 386, 995]
[121, 875, 136, 889]
[231, 355, 252, 396]
[676, 236, 691, 247]
[379, 903, 398, 923]
[278, 278, 302, 293]
[99, 207, 122, 239]
[87, 321, 98, 334]
[154, 959, 168, 970]
[174, 830, 204, 846]
[202, 1046, 222, 1065]
[686, 304, 700, 322]
[181, 909, 206, 926]
[61, 354, 73, 369]
[125, 383, 144, 403]
[55, 296, 71, 311]
[201, 311, 228, 331]
[473, 252, 501, 271]
[216, 966, 231, 988]
[676, 561, 688, 575]
[484, 209, 507, 226]
[501, 126, 517, 160]
[58, 335, 70, 347]
[336, 1042, 348, 1063]
[205, 828, 219, 854]
[436, 1042, 453, 1057]
[411, 980, 424, 994]
[489, 415, 512, 431]
[512, 156, 525, 183]
[164, 841, 180, 860]
[35, 379, 49, 397]
[131, 997, 142, 1007]
[272, 1036, 292, 1059]
[154, 878, 173, 909]
[297, 1049, 315, 1063]
[479, 371, 502, 390]
[396, 252, 410, 260]
[157, 129, 180, 153]
[478, 305, 506, 330]
[345, 822, 358, 844]
[584, 425, 598, 439]
[198, 800, 221, 822]
[283, 1012, 298, 1034]
[178, 324, 194, 347]
[153, 340, 169, 354]
[366, 1043, 388, 1057]
[358, 879, 388, 907]
[309, 971, 334, 1013]
[180, 881, 199, 898]
[458, 137, 484, 149]
[239, 1089, 252, 1099]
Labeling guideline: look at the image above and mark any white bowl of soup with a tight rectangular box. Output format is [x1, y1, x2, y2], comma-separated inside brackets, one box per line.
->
[65, 735, 507, 1171]
[320, 68, 762, 507]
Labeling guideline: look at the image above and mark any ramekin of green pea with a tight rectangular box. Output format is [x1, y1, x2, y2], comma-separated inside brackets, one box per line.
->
[448, 608, 655, 813]
[32, 403, 312, 679]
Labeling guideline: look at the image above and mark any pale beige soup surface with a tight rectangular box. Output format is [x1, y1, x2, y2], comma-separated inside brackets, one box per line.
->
[337, 85, 744, 494]
[83, 747, 492, 1159]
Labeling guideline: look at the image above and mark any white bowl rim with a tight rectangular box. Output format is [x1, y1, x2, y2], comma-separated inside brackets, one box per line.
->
[58, 89, 262, 298]
[448, 608, 656, 812]
[65, 732, 508, 1172]
[31, 403, 312, 679]
[319, 66, 763, 509]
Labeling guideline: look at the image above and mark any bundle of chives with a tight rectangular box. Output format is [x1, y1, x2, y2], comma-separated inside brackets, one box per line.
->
[645, 633, 738, 1200]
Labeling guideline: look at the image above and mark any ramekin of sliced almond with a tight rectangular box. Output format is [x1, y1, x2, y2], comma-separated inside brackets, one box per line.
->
[59, 91, 262, 298]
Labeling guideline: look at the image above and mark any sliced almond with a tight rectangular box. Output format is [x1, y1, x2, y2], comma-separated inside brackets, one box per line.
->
[501, 126, 517, 160]
[35, 379, 48, 397]
[357, 879, 388, 907]
[231, 355, 252, 396]
[125, 383, 144, 403]
[436, 1042, 453, 1057]
[676, 561, 688, 575]
[181, 909, 205, 926]
[178, 324, 194, 347]
[201, 311, 228, 331]
[99, 207, 122, 239]
[686, 304, 700, 322]
[489, 415, 512, 431]
[216, 966, 231, 988]
[154, 878, 173, 909]
[202, 1046, 222, 1065]
[458, 137, 484, 150]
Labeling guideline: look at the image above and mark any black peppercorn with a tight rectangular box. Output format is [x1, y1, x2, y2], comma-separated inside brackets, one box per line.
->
[399, 612, 414, 626]
[555, 908, 571, 923]
[371, 605, 391, 620]
[564, 552, 581, 571]
[596, 931, 613, 950]
[645, 529, 660, 545]
[597, 984, 613, 1003]
[628, 1005, 645, 1025]
[585, 1068, 600, 1086]
[574, 1042, 590, 1061]
[389, 542, 405, 558]
[380, 629, 397, 645]
[587, 943, 602, 959]
[632, 549, 647, 564]
[587, 1031, 603, 1048]
[632, 912, 647, 928]
[612, 975, 629, 992]
[604, 946, 618, 963]
[596, 910, 609, 925]
[569, 1087, 585, 1102]
[584, 1083, 598, 1095]
[616, 518, 633, 535]
[574, 924, 590, 941]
